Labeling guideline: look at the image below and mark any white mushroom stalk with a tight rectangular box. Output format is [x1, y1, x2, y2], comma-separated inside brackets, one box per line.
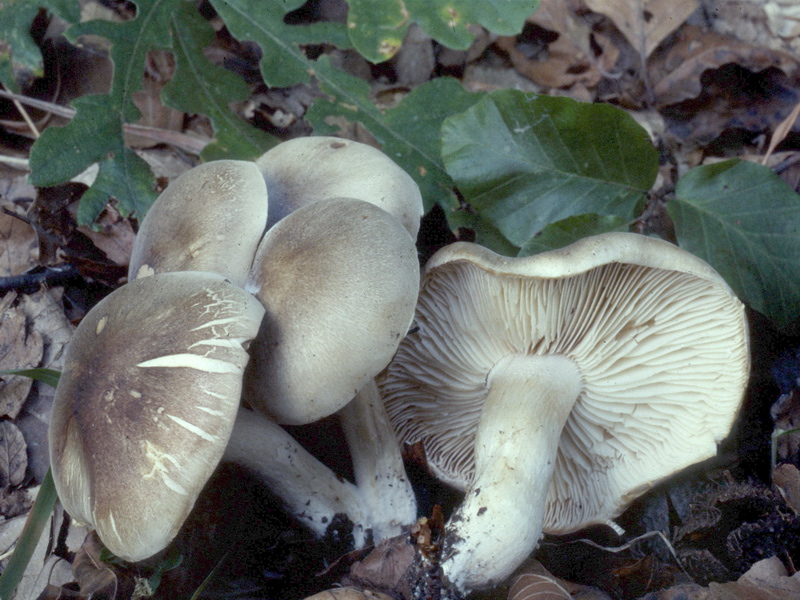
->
[380, 233, 751, 595]
[443, 355, 581, 592]
[339, 381, 416, 542]
[224, 408, 372, 543]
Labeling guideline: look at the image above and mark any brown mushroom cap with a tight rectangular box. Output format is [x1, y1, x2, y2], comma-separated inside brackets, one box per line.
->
[255, 136, 423, 238]
[49, 271, 265, 561]
[384, 234, 750, 532]
[244, 197, 419, 425]
[128, 160, 268, 285]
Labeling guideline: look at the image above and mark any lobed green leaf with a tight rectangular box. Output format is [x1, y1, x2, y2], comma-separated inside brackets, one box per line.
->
[28, 0, 273, 224]
[346, 0, 538, 63]
[0, 0, 80, 91]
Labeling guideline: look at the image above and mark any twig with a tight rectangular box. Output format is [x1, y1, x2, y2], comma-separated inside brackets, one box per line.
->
[0, 89, 210, 155]
[0, 264, 80, 295]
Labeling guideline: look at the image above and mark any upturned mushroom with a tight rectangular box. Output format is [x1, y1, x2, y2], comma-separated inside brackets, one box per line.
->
[244, 197, 420, 543]
[380, 233, 750, 594]
[49, 271, 265, 561]
[255, 136, 423, 238]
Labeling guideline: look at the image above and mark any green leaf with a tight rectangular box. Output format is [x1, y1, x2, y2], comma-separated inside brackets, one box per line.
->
[76, 148, 157, 222]
[28, 0, 274, 224]
[380, 77, 482, 213]
[0, 469, 59, 600]
[518, 214, 630, 256]
[346, 0, 538, 62]
[210, 0, 351, 89]
[442, 90, 658, 252]
[0, 367, 60, 388]
[0, 0, 80, 91]
[164, 1, 277, 160]
[670, 159, 800, 328]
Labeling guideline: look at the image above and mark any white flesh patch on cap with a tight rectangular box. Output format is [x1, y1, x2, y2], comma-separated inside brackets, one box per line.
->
[143, 440, 188, 495]
[165, 414, 219, 442]
[136, 353, 243, 374]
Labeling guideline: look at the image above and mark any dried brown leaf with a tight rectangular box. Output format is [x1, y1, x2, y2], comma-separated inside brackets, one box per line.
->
[347, 535, 416, 593]
[0, 420, 27, 488]
[708, 556, 800, 599]
[773, 463, 800, 515]
[76, 205, 136, 267]
[0, 200, 38, 277]
[762, 100, 800, 164]
[496, 0, 618, 90]
[304, 588, 394, 600]
[128, 51, 185, 148]
[508, 560, 572, 600]
[0, 293, 44, 419]
[650, 25, 800, 106]
[584, 0, 698, 58]
[72, 531, 118, 599]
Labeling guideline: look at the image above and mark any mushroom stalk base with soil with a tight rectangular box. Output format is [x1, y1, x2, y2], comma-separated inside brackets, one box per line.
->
[339, 380, 418, 542]
[442, 354, 582, 594]
[224, 408, 372, 547]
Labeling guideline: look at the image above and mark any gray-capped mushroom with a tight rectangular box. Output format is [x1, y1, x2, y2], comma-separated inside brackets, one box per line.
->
[256, 136, 423, 238]
[245, 197, 420, 544]
[128, 160, 268, 285]
[380, 233, 750, 594]
[49, 271, 265, 561]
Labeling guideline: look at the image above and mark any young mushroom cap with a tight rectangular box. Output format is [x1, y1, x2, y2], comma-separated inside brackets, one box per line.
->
[128, 160, 268, 286]
[49, 271, 265, 561]
[380, 233, 750, 593]
[244, 197, 420, 426]
[255, 136, 423, 238]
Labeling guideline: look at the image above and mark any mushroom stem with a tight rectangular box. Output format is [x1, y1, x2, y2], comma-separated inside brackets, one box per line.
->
[339, 380, 418, 541]
[224, 407, 372, 547]
[441, 354, 582, 594]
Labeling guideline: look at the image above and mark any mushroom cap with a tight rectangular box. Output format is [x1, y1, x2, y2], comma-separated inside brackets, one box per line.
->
[381, 233, 750, 534]
[244, 197, 419, 425]
[128, 160, 268, 286]
[255, 136, 423, 238]
[49, 271, 265, 561]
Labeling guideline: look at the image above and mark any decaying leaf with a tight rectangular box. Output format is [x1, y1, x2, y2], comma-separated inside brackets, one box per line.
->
[0, 420, 27, 488]
[496, 0, 618, 91]
[0, 189, 38, 277]
[128, 50, 185, 149]
[75, 205, 136, 268]
[764, 1, 800, 39]
[708, 556, 800, 599]
[72, 532, 118, 599]
[304, 588, 394, 600]
[773, 463, 800, 515]
[762, 100, 800, 164]
[584, 0, 698, 58]
[649, 25, 800, 106]
[508, 560, 572, 600]
[0, 293, 43, 419]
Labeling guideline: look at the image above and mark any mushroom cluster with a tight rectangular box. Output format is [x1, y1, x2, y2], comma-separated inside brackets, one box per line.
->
[380, 233, 751, 595]
[49, 137, 423, 561]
